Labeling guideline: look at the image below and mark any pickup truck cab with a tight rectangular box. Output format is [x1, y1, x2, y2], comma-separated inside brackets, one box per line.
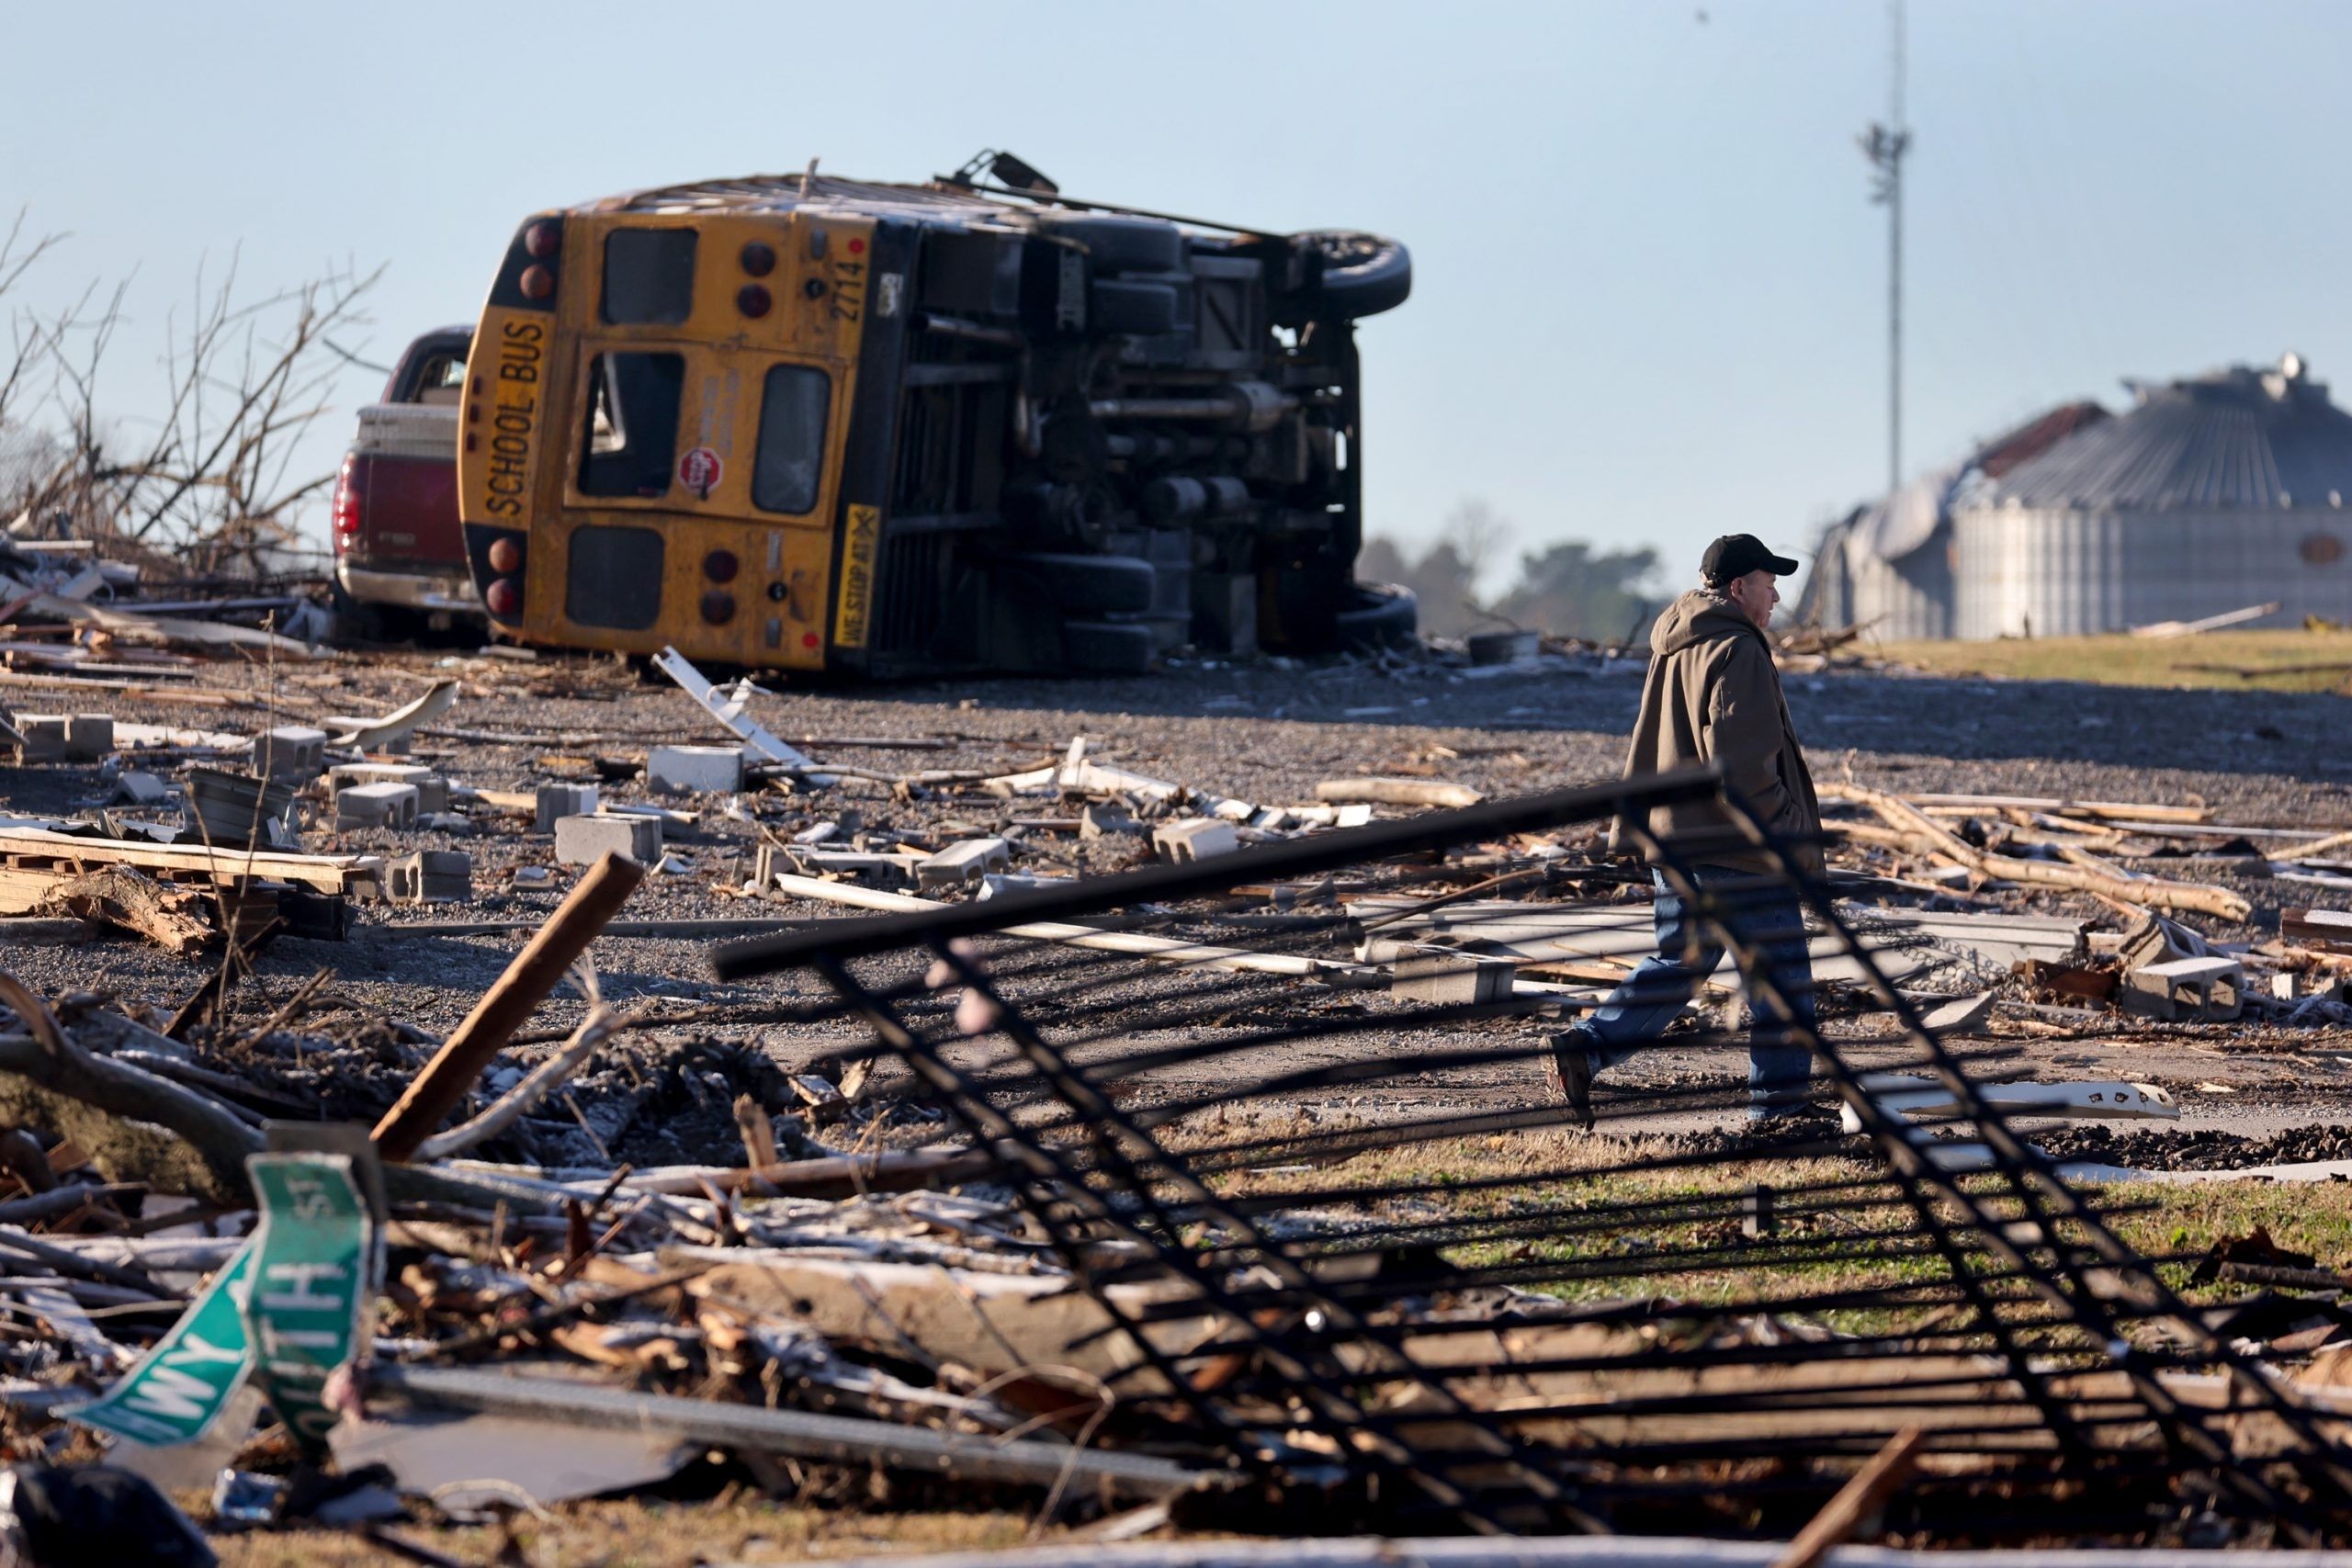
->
[330, 326, 478, 637]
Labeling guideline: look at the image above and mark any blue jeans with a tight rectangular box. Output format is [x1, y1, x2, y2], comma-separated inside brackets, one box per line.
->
[1566, 866, 1814, 1108]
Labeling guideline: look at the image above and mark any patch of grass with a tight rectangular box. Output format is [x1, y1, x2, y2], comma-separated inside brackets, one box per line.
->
[1875, 629, 2352, 693]
[1216, 1130, 2352, 1323]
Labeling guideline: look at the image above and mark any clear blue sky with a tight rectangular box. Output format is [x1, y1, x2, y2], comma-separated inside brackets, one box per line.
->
[9, 0, 2352, 592]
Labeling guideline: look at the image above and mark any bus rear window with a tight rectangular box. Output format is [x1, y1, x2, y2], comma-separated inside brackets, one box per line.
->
[601, 229, 697, 324]
[578, 352, 684, 497]
[752, 366, 831, 514]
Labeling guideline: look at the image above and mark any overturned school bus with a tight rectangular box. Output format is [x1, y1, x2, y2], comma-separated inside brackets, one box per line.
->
[457, 152, 1413, 676]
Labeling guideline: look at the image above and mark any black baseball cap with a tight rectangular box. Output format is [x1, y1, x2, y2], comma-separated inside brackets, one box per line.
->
[1702, 534, 1801, 583]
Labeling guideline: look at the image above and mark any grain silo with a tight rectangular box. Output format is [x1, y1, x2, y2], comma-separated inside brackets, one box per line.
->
[1953, 355, 2352, 637]
[1799, 401, 2105, 639]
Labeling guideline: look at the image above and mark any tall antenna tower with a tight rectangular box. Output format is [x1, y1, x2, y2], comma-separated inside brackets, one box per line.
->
[1859, 0, 1910, 494]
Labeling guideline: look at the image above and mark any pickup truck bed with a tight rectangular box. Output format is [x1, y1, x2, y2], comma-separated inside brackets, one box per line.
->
[332, 326, 477, 637]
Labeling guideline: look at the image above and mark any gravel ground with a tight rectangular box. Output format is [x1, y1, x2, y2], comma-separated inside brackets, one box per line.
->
[8, 644, 2352, 1171]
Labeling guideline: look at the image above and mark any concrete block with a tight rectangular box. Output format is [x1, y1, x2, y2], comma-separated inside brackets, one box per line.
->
[553, 812, 661, 866]
[1391, 951, 1517, 1005]
[647, 744, 744, 795]
[534, 782, 599, 833]
[335, 781, 420, 830]
[15, 716, 66, 761]
[65, 714, 113, 761]
[791, 848, 917, 882]
[917, 837, 1012, 890]
[111, 770, 172, 807]
[249, 725, 327, 780]
[2120, 955, 2244, 1023]
[387, 849, 472, 904]
[1152, 818, 1239, 863]
[331, 762, 447, 815]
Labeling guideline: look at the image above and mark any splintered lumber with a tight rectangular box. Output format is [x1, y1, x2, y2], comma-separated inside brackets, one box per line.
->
[1822, 782, 2250, 922]
[769, 872, 1375, 984]
[372, 851, 646, 1161]
[2278, 828, 2352, 863]
[0, 826, 379, 900]
[1316, 777, 1485, 809]
[1770, 1427, 1927, 1568]
[36, 867, 210, 956]
[1892, 791, 2209, 825]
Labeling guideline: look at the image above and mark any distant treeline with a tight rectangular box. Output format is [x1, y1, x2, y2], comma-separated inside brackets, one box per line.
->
[1358, 500, 1665, 644]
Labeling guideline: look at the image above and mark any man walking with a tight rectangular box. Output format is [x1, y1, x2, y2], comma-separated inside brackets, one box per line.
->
[1544, 535, 1826, 1129]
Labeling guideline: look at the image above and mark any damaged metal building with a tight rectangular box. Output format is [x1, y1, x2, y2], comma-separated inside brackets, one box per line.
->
[1804, 354, 2352, 639]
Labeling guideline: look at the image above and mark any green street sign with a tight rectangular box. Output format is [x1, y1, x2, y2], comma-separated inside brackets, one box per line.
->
[243, 1152, 378, 1453]
[65, 1151, 382, 1455]
[63, 1240, 257, 1449]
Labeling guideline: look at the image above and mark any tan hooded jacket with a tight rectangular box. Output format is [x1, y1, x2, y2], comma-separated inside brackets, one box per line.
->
[1605, 589, 1824, 874]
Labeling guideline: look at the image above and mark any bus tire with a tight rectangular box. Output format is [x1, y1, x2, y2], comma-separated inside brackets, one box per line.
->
[1282, 231, 1413, 321]
[1035, 214, 1183, 276]
[997, 553, 1157, 615]
[1063, 619, 1156, 675]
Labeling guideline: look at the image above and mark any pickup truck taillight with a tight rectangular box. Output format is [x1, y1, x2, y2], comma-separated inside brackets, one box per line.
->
[330, 456, 362, 547]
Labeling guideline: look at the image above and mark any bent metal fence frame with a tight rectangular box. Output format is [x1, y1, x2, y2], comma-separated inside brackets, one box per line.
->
[711, 764, 2352, 1545]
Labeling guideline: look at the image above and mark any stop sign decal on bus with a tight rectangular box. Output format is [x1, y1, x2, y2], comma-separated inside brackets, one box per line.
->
[679, 446, 724, 495]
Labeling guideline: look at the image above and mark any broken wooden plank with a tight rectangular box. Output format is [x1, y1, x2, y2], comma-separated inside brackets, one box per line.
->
[1316, 777, 1485, 809]
[770, 873, 1376, 985]
[0, 827, 378, 897]
[372, 851, 647, 1162]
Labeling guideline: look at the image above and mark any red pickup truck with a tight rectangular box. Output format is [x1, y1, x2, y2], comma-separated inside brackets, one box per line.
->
[329, 326, 478, 638]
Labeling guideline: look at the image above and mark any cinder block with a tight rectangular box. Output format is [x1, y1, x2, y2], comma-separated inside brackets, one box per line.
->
[1152, 818, 1239, 863]
[112, 770, 172, 807]
[647, 744, 745, 795]
[335, 781, 420, 829]
[65, 714, 113, 761]
[917, 837, 1012, 890]
[331, 762, 447, 815]
[249, 725, 327, 780]
[387, 849, 472, 904]
[1391, 951, 1518, 1005]
[534, 782, 599, 833]
[553, 812, 662, 866]
[15, 716, 67, 761]
[2121, 956, 2244, 1022]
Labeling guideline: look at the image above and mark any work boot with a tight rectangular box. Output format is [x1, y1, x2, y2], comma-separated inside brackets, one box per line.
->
[1543, 1029, 1597, 1132]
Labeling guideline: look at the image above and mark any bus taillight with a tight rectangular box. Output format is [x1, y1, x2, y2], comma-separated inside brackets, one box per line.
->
[485, 578, 521, 618]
